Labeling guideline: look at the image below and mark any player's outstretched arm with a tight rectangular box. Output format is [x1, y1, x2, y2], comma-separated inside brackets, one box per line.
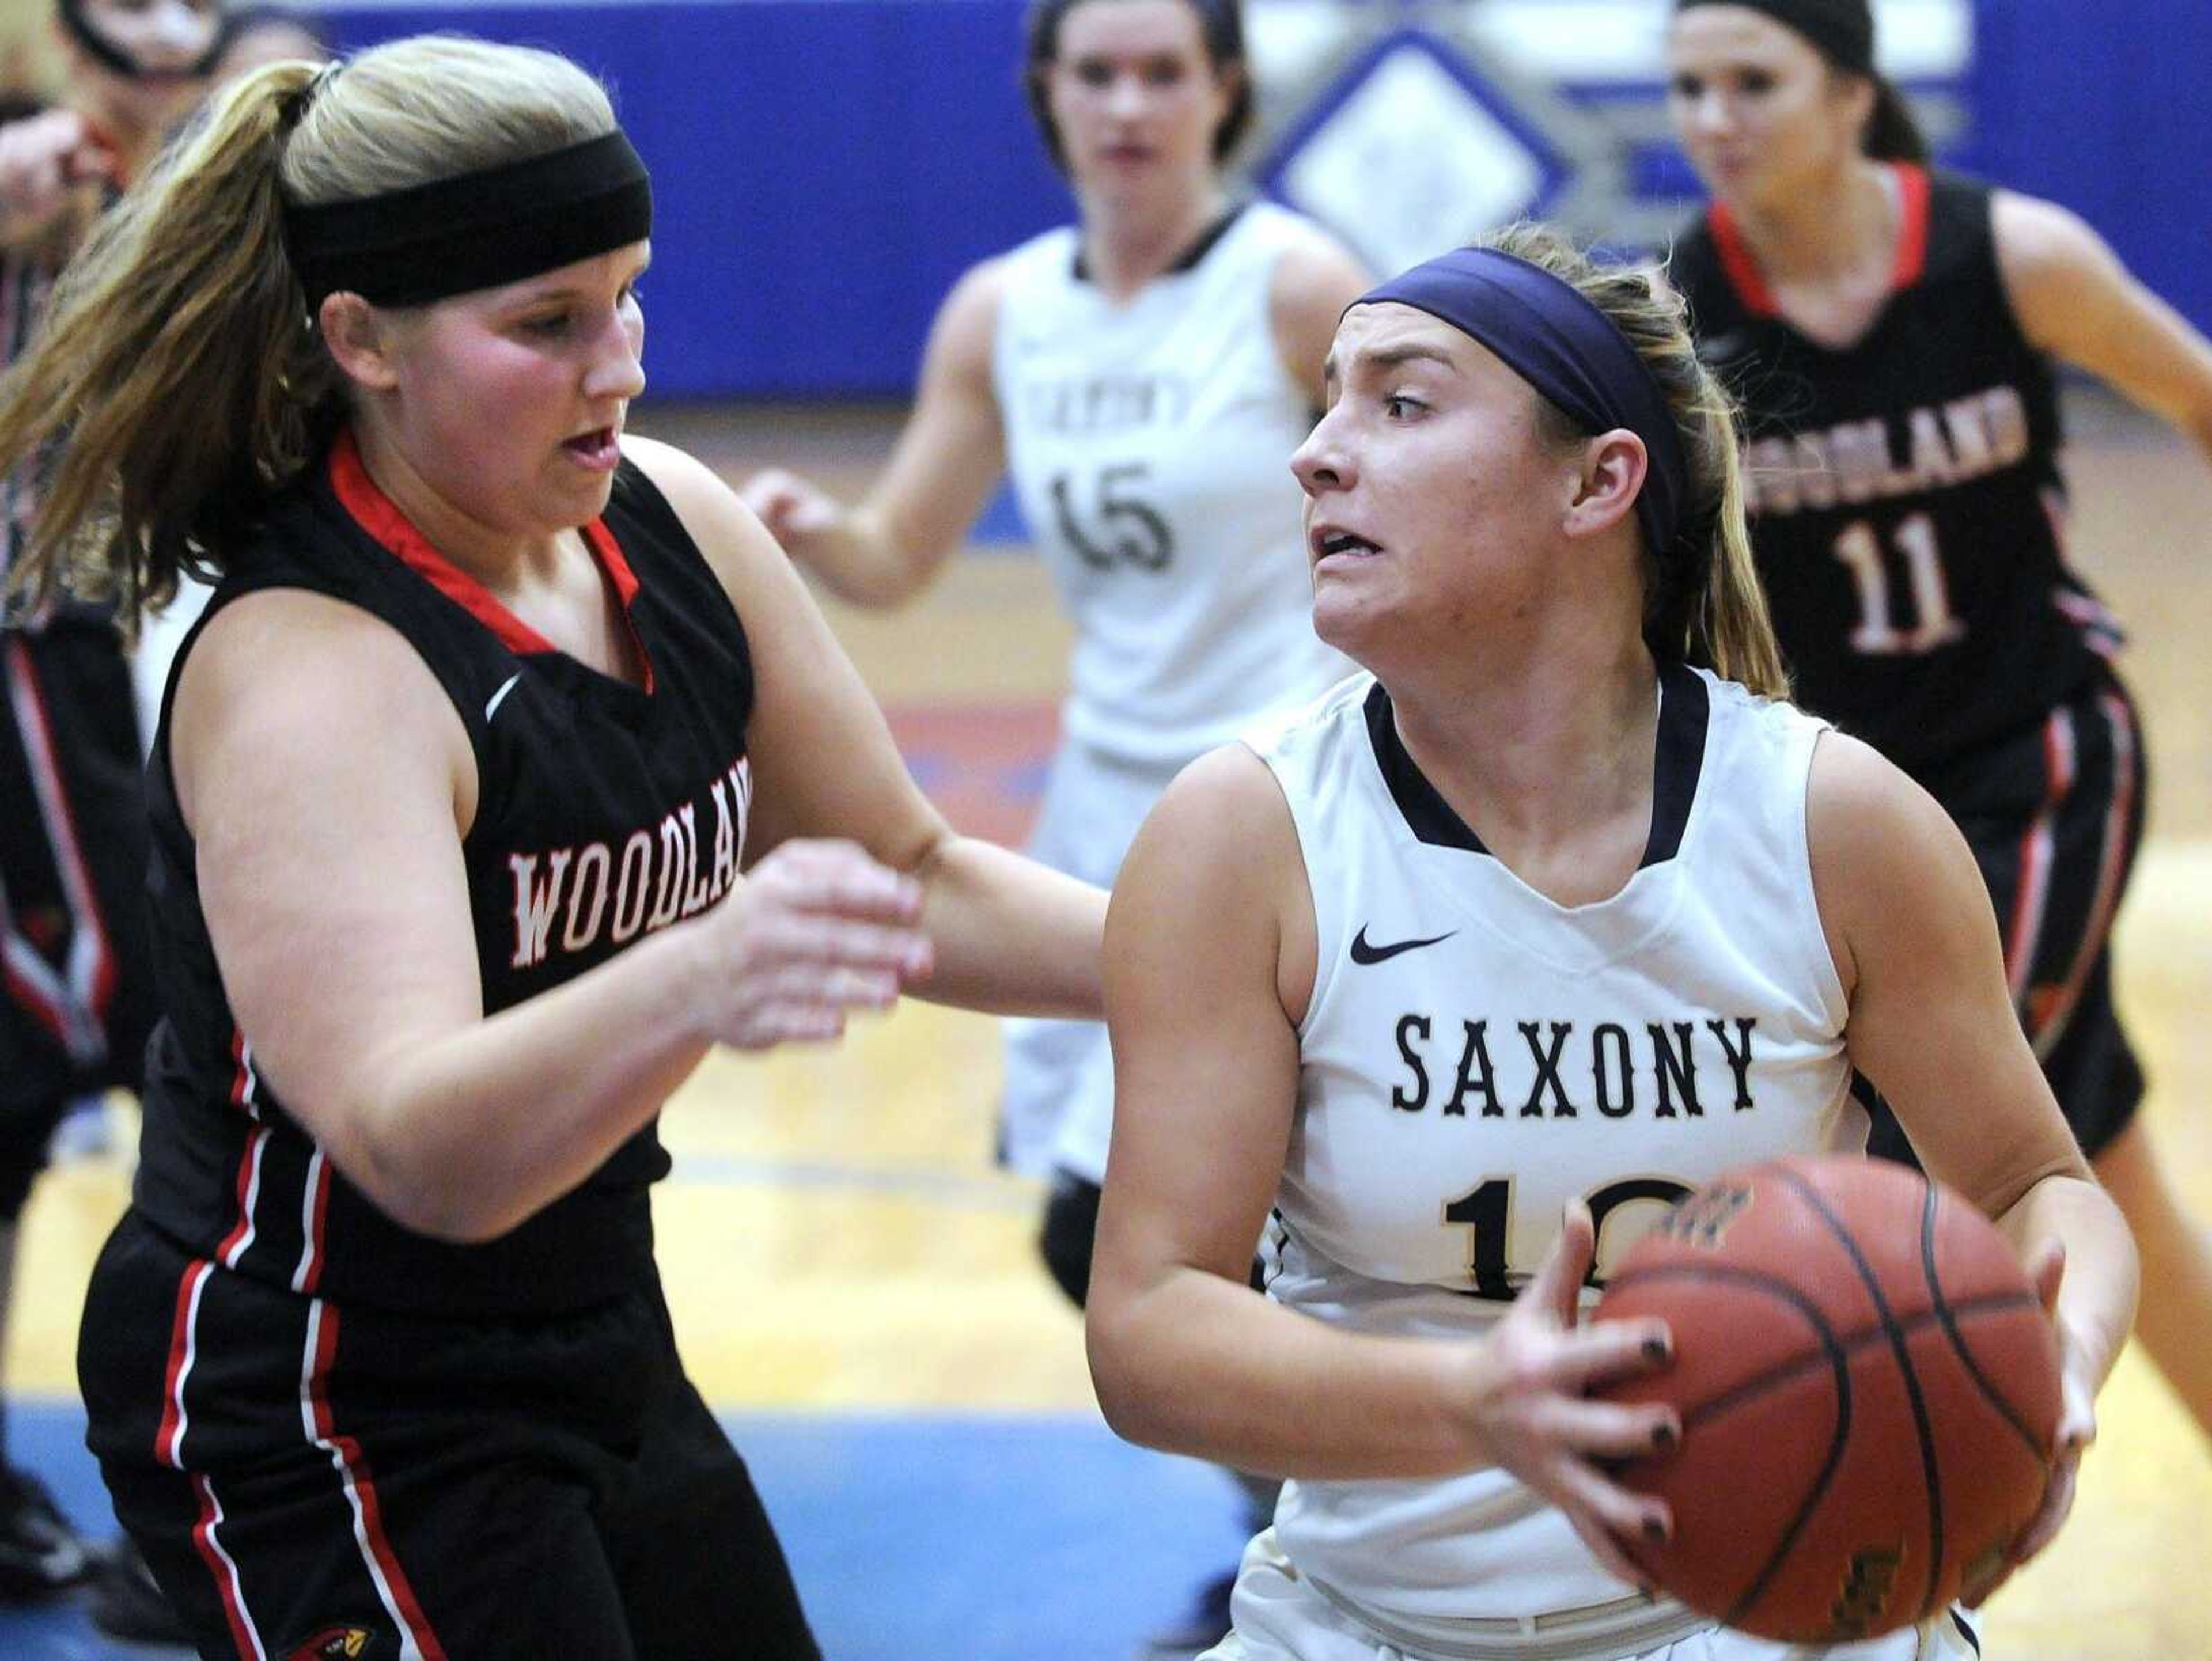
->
[637, 434, 1106, 1022]
[1806, 729, 2139, 1592]
[1994, 191, 2212, 461]
[739, 258, 1010, 607]
[173, 590, 935, 1247]
[1083, 747, 1677, 1583]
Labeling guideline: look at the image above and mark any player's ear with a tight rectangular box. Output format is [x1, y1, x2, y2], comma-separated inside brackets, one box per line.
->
[1562, 430, 1647, 541]
[318, 293, 404, 393]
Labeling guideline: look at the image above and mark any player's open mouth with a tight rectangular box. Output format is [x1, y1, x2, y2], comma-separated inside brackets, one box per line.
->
[563, 427, 621, 469]
[1311, 527, 1381, 562]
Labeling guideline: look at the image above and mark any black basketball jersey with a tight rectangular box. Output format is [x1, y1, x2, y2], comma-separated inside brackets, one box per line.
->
[133, 433, 755, 1316]
[1672, 166, 2118, 777]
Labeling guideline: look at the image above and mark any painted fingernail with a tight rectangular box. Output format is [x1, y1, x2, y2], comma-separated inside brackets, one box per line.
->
[1642, 1515, 1668, 1543]
[1652, 1422, 1678, 1451]
[1642, 1335, 1670, 1364]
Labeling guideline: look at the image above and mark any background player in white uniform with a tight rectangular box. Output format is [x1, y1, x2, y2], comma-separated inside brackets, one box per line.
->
[1085, 226, 2140, 1660]
[744, 1, 1365, 1645]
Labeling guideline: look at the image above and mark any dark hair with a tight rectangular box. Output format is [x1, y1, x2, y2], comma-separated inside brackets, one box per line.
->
[1858, 74, 1928, 163]
[1021, 0, 1251, 175]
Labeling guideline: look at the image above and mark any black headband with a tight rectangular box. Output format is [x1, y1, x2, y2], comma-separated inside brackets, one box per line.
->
[59, 0, 230, 82]
[1356, 248, 1689, 563]
[1675, 0, 1874, 75]
[282, 131, 653, 309]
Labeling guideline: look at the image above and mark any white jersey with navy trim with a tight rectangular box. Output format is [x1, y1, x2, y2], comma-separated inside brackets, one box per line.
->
[993, 200, 1347, 764]
[1247, 663, 1864, 1653]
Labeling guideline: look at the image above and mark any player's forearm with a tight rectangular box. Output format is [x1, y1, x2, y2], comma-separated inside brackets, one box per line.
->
[339, 924, 715, 1243]
[1088, 1264, 1486, 1480]
[908, 835, 1105, 1018]
[1997, 1172, 2139, 1391]
[790, 502, 940, 608]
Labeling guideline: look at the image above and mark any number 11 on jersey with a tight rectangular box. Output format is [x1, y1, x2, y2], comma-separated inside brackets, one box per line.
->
[1834, 511, 1963, 655]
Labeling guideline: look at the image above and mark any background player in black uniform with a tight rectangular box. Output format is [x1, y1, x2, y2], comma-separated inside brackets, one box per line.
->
[0, 0, 221, 1611]
[0, 33, 1105, 1660]
[1665, 0, 2212, 1441]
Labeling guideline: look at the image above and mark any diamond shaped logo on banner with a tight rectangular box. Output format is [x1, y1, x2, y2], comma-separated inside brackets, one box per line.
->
[1257, 28, 1579, 276]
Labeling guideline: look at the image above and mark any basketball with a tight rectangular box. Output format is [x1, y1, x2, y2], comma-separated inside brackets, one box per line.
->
[1590, 1155, 2063, 1644]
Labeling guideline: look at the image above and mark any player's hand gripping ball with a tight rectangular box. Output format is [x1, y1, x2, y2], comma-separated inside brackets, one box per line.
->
[1591, 1155, 2062, 1643]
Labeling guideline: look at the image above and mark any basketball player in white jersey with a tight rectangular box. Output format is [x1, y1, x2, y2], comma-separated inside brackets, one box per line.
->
[1084, 225, 2141, 1660]
[744, 2, 1364, 1645]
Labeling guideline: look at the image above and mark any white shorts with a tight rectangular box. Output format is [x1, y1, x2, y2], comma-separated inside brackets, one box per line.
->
[1202, 1531, 1982, 1661]
[997, 737, 1183, 1182]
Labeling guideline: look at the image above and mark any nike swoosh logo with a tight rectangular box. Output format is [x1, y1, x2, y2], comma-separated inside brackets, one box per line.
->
[484, 672, 522, 723]
[1349, 925, 1456, 965]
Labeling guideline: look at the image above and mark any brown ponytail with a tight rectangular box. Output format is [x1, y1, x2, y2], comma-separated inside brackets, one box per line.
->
[1861, 74, 1929, 164]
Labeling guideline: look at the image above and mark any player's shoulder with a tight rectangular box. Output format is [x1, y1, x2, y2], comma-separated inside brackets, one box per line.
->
[1131, 741, 1304, 898]
[925, 247, 1026, 369]
[1805, 727, 1956, 872]
[1259, 207, 1370, 299]
[1986, 187, 2120, 293]
[615, 434, 730, 525]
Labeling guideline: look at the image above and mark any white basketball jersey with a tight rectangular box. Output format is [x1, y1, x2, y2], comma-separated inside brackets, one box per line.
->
[1251, 663, 1864, 1654]
[994, 202, 1347, 763]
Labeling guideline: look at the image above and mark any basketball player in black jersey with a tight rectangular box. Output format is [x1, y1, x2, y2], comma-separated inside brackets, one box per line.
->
[1665, 0, 2212, 1443]
[0, 35, 1105, 1660]
[0, 0, 221, 1613]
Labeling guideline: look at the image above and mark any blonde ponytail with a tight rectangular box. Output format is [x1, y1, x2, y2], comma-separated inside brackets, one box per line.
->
[0, 60, 329, 626]
[1481, 222, 1789, 700]
[0, 36, 618, 631]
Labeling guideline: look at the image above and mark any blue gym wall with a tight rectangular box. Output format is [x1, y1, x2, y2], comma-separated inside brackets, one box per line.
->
[317, 1, 2212, 399]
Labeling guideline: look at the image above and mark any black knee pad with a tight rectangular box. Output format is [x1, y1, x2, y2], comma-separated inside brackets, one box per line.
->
[1037, 1170, 1103, 1310]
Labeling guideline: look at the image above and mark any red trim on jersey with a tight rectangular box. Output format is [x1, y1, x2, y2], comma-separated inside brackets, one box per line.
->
[294, 1152, 332, 1296]
[1890, 164, 1932, 289]
[326, 429, 650, 689]
[581, 516, 655, 694]
[2005, 708, 2073, 1001]
[188, 1473, 267, 1661]
[156, 1258, 214, 1469]
[2, 636, 118, 1051]
[2028, 694, 2137, 1055]
[1706, 200, 1778, 318]
[228, 1028, 262, 1118]
[215, 1129, 268, 1271]
[1709, 162, 1936, 324]
[305, 1306, 451, 1661]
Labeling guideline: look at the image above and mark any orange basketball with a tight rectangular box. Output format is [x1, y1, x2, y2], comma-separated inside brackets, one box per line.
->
[1590, 1154, 2062, 1644]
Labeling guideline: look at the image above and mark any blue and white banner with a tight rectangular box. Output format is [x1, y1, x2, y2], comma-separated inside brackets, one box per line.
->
[1245, 0, 1972, 274]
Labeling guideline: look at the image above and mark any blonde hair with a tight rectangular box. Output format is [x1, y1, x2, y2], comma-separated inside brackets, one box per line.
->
[0, 36, 617, 628]
[1483, 222, 1789, 700]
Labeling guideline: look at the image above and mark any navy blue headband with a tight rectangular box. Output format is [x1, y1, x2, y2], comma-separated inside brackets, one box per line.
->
[283, 131, 653, 309]
[1357, 247, 1687, 562]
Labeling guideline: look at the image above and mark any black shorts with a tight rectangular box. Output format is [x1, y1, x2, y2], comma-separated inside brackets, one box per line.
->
[0, 623, 154, 1216]
[79, 1211, 821, 1661]
[1865, 673, 2146, 1166]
